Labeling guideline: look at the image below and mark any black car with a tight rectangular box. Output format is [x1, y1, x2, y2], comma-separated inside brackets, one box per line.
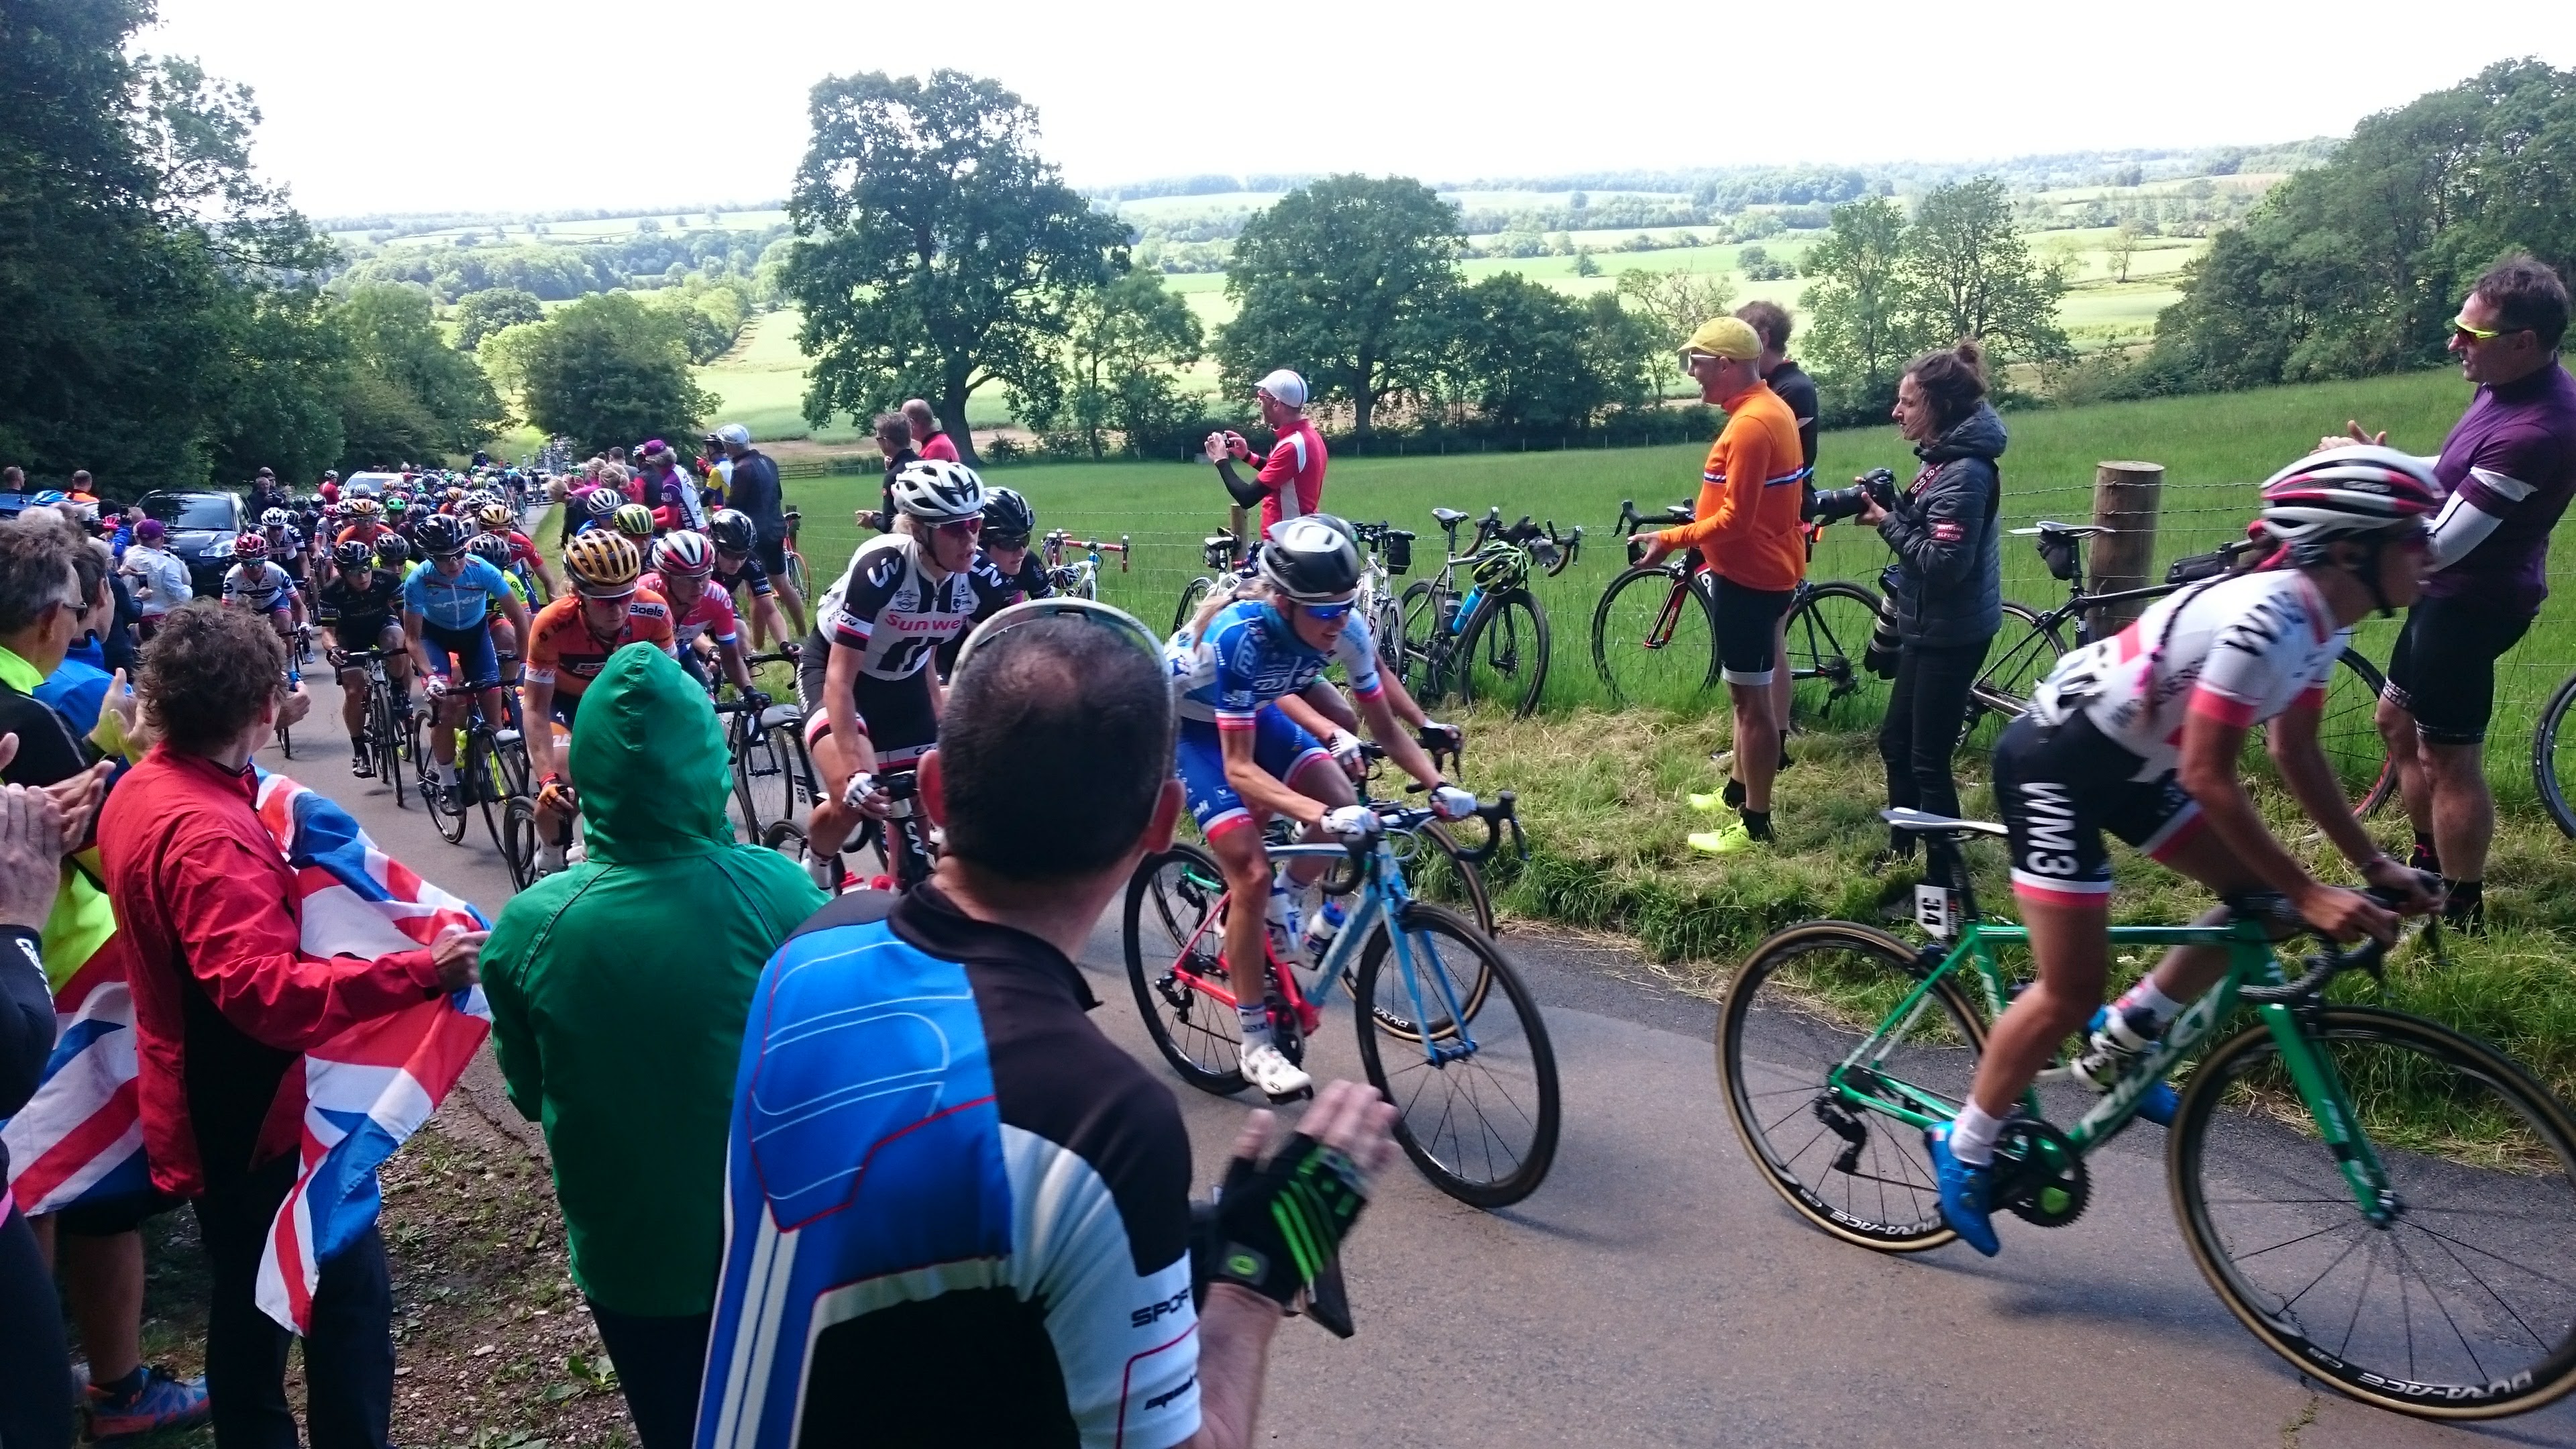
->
[135, 490, 246, 598]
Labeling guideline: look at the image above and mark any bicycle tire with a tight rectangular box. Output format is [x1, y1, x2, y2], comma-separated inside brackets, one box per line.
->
[2538, 669, 2576, 839]
[1171, 575, 1215, 637]
[1397, 580, 1444, 699]
[1964, 601, 2065, 743]
[1591, 564, 1716, 708]
[2171, 1006, 2576, 1419]
[733, 713, 813, 843]
[1781, 580, 1888, 731]
[1371, 593, 1405, 684]
[2316, 648, 2394, 817]
[782, 547, 810, 601]
[1121, 843, 1250, 1095]
[1717, 920, 1986, 1251]
[368, 681, 407, 808]
[1351, 903, 1559, 1207]
[274, 718, 293, 760]
[476, 733, 527, 859]
[428, 729, 471, 845]
[1457, 586, 1548, 718]
[501, 797, 542, 889]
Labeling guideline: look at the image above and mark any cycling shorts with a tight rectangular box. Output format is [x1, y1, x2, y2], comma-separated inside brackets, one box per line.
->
[419, 619, 500, 692]
[1990, 710, 2204, 906]
[1712, 576, 1796, 686]
[331, 616, 402, 662]
[2382, 595, 2535, 746]
[757, 537, 789, 578]
[1175, 708, 1336, 839]
[798, 641, 936, 767]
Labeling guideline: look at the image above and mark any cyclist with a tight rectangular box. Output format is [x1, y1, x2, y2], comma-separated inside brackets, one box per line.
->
[798, 459, 985, 892]
[335, 496, 389, 550]
[571, 485, 625, 537]
[705, 508, 792, 651]
[938, 486, 1052, 676]
[1206, 368, 1325, 531]
[644, 531, 756, 694]
[258, 508, 311, 594]
[523, 531, 678, 875]
[475, 499, 557, 601]
[1168, 517, 1476, 1099]
[1930, 447, 2449, 1256]
[317, 538, 411, 777]
[612, 502, 657, 548]
[220, 531, 306, 646]
[641, 441, 707, 533]
[402, 513, 533, 809]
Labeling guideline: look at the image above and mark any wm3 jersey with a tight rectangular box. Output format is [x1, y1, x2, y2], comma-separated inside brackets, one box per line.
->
[824, 534, 977, 681]
[2027, 568, 2349, 780]
[1167, 598, 1383, 730]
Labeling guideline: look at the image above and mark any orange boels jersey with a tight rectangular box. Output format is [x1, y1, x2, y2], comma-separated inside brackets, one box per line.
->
[1657, 382, 1812, 592]
[523, 590, 678, 698]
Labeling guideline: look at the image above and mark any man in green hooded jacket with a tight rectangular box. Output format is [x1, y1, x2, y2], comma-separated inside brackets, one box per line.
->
[482, 643, 825, 1449]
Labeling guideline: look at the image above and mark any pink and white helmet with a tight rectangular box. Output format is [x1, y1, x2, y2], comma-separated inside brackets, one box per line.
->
[2255, 446, 2440, 548]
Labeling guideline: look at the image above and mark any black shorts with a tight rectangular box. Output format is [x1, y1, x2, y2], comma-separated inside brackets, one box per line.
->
[1712, 576, 1796, 686]
[1990, 710, 2205, 906]
[757, 537, 789, 578]
[798, 637, 936, 766]
[53, 1186, 183, 1238]
[2383, 595, 2535, 746]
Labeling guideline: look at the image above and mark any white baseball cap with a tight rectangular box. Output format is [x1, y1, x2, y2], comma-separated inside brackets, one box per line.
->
[1255, 368, 1309, 409]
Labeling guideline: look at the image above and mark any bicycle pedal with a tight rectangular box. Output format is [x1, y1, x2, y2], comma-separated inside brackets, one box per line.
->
[1263, 1083, 1316, 1105]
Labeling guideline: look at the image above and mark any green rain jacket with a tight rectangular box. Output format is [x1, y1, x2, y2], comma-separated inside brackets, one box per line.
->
[483, 643, 828, 1314]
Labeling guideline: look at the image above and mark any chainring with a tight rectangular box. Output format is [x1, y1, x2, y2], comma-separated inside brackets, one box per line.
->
[1994, 1118, 2090, 1228]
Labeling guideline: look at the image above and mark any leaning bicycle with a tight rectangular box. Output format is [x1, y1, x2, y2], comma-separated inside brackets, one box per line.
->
[1717, 806, 2576, 1420]
[1040, 530, 1130, 601]
[1393, 506, 1576, 720]
[1171, 525, 1253, 635]
[1123, 791, 1558, 1207]
[2530, 665, 2576, 839]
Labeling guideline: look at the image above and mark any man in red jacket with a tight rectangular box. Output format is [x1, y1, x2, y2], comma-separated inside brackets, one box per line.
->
[100, 602, 483, 1449]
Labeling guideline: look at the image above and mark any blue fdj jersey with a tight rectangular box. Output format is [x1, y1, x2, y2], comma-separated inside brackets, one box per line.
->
[402, 555, 515, 630]
[698, 889, 1200, 1449]
[1167, 598, 1381, 730]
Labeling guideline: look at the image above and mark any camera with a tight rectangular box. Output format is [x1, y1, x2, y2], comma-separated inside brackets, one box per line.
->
[1805, 468, 1897, 526]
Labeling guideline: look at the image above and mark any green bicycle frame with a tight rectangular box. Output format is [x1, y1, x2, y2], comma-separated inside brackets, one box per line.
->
[1827, 916, 2398, 1223]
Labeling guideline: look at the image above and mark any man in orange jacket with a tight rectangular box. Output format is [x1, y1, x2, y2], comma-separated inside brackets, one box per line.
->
[1627, 315, 1809, 855]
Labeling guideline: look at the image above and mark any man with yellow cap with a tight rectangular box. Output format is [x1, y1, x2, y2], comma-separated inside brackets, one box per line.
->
[1627, 315, 1809, 854]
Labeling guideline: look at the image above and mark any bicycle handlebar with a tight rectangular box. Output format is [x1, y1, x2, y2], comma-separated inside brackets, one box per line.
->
[2230, 885, 2428, 1004]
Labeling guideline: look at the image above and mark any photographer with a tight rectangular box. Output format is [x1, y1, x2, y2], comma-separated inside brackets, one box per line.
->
[1851, 341, 2006, 875]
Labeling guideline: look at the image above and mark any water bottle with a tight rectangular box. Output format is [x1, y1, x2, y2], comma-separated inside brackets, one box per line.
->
[1450, 583, 1483, 634]
[1303, 898, 1346, 956]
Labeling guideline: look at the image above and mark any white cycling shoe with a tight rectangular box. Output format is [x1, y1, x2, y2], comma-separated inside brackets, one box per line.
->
[1238, 1040, 1313, 1101]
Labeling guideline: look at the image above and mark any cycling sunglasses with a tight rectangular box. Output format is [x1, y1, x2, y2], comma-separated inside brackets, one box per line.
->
[933, 517, 981, 540]
[1296, 598, 1357, 622]
[953, 597, 1164, 678]
[982, 533, 1030, 550]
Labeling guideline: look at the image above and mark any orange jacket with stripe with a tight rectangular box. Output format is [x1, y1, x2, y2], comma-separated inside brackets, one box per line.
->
[1656, 382, 1811, 592]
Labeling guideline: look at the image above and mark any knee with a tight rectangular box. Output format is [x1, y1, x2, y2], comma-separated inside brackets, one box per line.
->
[2374, 696, 2414, 749]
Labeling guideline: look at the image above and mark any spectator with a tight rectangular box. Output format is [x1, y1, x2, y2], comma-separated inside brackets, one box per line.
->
[871, 411, 916, 534]
[99, 602, 484, 1449]
[716, 424, 806, 638]
[1732, 301, 1820, 793]
[248, 468, 288, 519]
[1, 466, 22, 494]
[2363, 254, 2576, 930]
[65, 472, 98, 507]
[1853, 341, 2007, 881]
[697, 608, 1396, 1449]
[483, 644, 824, 1449]
[119, 520, 193, 641]
[902, 398, 959, 462]
[641, 441, 706, 533]
[38, 531, 118, 737]
[1, 769, 74, 1449]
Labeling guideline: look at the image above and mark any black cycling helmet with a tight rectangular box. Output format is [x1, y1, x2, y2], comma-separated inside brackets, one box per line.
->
[980, 486, 1035, 544]
[1258, 517, 1362, 603]
[332, 539, 376, 571]
[466, 531, 512, 566]
[415, 512, 470, 556]
[706, 507, 757, 553]
[376, 533, 412, 566]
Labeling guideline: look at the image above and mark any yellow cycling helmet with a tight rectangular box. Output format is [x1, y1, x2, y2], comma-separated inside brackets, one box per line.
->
[563, 531, 643, 597]
[346, 496, 383, 519]
[476, 500, 515, 531]
[612, 502, 655, 539]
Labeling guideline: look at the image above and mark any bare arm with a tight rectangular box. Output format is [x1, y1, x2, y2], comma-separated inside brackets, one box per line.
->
[2178, 710, 2392, 941]
[1181, 1287, 1284, 1449]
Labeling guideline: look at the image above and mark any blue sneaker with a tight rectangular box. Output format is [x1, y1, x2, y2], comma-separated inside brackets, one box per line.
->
[1925, 1123, 2000, 1256]
[2134, 1081, 2180, 1128]
[87, 1366, 211, 1444]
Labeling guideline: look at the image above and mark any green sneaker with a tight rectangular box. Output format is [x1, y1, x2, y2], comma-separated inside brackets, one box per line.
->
[1688, 821, 1769, 855]
[1688, 790, 1724, 812]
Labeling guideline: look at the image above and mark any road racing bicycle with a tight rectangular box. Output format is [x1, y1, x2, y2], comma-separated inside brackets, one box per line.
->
[1392, 506, 1577, 720]
[1039, 529, 1130, 600]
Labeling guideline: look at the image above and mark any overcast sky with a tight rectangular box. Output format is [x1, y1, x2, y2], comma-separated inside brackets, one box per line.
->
[141, 0, 2575, 219]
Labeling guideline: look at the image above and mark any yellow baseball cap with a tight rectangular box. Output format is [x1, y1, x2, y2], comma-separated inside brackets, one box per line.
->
[1684, 315, 1764, 362]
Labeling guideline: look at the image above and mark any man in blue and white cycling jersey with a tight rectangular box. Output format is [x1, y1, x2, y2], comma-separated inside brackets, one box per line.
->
[402, 513, 531, 806]
[1169, 516, 1477, 1099]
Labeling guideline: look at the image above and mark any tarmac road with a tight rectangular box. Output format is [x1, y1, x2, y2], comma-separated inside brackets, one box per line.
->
[264, 665, 2576, 1449]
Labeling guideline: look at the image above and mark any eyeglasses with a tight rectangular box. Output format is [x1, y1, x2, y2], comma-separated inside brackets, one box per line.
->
[953, 597, 1165, 677]
[934, 518, 981, 539]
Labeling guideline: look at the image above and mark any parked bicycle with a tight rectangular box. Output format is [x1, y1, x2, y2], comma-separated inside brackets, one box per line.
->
[2530, 667, 2576, 839]
[1346, 521, 1416, 678]
[1122, 788, 1558, 1206]
[1968, 521, 2394, 813]
[1392, 506, 1577, 720]
[1593, 498, 1887, 727]
[1040, 530, 1130, 600]
[1169, 524, 1252, 634]
[1717, 805, 2576, 1421]
[777, 505, 810, 601]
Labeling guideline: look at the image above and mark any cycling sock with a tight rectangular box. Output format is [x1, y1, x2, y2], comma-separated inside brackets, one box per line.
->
[1237, 1004, 1273, 1049]
[2410, 831, 2440, 875]
[2112, 977, 2187, 1032]
[2443, 878, 2483, 926]
[92, 1366, 148, 1405]
[1949, 1102, 2004, 1167]
[1739, 808, 1773, 841]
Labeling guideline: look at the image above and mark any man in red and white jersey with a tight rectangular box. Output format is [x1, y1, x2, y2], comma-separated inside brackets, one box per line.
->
[1207, 369, 1325, 532]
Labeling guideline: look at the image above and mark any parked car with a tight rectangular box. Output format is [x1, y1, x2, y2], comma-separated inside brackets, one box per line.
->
[134, 490, 246, 596]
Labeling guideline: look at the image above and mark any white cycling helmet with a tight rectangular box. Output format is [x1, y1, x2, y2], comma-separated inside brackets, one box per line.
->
[715, 423, 752, 447]
[890, 458, 985, 523]
[2255, 446, 2441, 549]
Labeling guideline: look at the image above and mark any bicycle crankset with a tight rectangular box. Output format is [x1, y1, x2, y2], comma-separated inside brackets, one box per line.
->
[1993, 1118, 2089, 1228]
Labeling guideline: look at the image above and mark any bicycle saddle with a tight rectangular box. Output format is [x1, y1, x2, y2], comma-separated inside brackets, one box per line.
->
[1431, 506, 1470, 527]
[1880, 808, 2008, 839]
[2013, 520, 2111, 538]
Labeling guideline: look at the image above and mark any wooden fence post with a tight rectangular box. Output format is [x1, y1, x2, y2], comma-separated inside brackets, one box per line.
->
[2087, 460, 2164, 637]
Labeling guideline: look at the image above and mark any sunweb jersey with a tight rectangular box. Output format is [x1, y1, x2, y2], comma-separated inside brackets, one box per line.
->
[1167, 598, 1382, 730]
[825, 534, 978, 682]
[402, 555, 518, 630]
[2029, 568, 2347, 780]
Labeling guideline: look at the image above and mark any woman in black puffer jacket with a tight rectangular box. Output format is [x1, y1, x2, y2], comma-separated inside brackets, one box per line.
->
[1854, 341, 2006, 873]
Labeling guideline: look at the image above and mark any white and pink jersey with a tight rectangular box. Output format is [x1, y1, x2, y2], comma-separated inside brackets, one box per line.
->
[2029, 568, 2349, 780]
[641, 572, 741, 650]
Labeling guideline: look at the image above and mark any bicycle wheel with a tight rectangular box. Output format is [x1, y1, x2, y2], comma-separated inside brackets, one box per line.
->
[368, 682, 406, 808]
[783, 547, 810, 601]
[1171, 575, 1214, 636]
[1398, 822, 1496, 936]
[1121, 843, 1250, 1095]
[476, 740, 518, 857]
[733, 714, 812, 843]
[2538, 670, 2576, 839]
[273, 718, 293, 760]
[1717, 920, 1987, 1250]
[1458, 587, 1548, 718]
[429, 734, 470, 845]
[1352, 904, 1558, 1207]
[500, 797, 541, 889]
[1963, 601, 2065, 747]
[1781, 580, 1889, 731]
[2171, 1006, 2576, 1419]
[1397, 581, 1444, 698]
[1371, 592, 1405, 684]
[1591, 564, 1715, 708]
